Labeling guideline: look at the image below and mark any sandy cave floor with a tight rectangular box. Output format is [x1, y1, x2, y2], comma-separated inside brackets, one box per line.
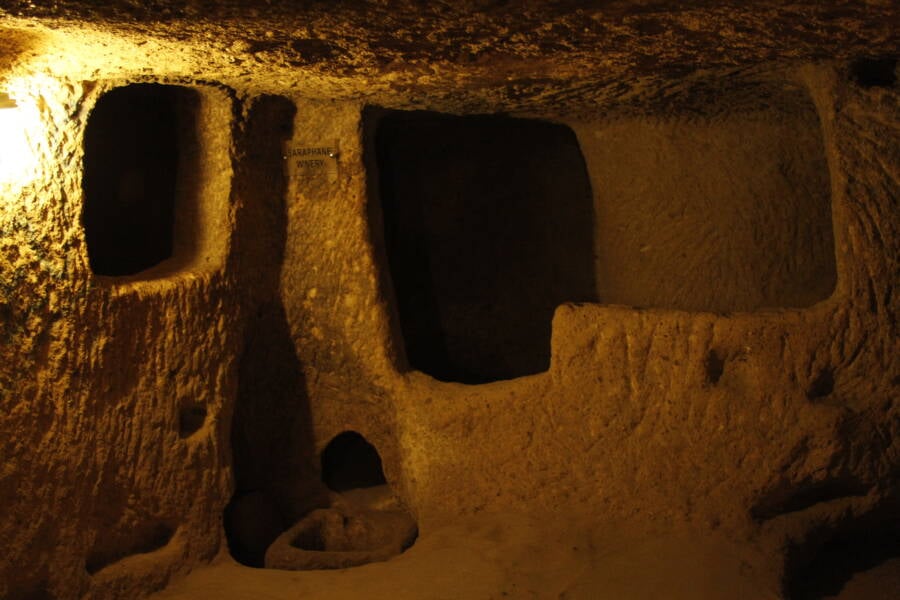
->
[151, 513, 900, 600]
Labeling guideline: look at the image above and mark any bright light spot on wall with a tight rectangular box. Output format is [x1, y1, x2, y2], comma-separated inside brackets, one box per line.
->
[0, 88, 41, 187]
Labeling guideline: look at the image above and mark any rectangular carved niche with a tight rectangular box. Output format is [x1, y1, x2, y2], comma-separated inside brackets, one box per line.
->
[573, 85, 836, 312]
[366, 109, 597, 384]
[82, 83, 231, 279]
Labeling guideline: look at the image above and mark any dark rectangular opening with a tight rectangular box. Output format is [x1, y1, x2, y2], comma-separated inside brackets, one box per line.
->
[82, 83, 198, 277]
[367, 109, 597, 384]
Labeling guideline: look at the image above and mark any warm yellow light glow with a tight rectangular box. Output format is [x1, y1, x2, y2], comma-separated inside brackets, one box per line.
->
[0, 87, 41, 187]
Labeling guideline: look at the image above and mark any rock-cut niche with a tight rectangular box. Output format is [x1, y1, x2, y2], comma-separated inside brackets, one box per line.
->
[579, 85, 836, 313]
[366, 109, 597, 385]
[82, 83, 200, 277]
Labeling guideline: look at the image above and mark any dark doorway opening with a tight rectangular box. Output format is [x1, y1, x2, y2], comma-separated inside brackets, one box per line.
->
[82, 83, 198, 276]
[368, 109, 596, 384]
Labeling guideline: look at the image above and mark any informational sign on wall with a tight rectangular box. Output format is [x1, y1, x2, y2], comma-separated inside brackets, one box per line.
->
[284, 141, 340, 185]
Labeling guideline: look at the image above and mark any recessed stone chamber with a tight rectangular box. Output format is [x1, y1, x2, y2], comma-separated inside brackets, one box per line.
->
[575, 84, 837, 313]
[369, 87, 837, 386]
[82, 84, 195, 276]
[368, 109, 596, 384]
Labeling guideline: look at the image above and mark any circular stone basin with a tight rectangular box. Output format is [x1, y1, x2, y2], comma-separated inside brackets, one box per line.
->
[264, 506, 418, 570]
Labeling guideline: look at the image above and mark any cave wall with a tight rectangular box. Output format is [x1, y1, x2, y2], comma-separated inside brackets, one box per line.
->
[0, 79, 241, 599]
[0, 3, 897, 599]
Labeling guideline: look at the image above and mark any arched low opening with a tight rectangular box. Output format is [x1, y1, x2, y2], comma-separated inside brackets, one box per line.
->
[320, 431, 387, 493]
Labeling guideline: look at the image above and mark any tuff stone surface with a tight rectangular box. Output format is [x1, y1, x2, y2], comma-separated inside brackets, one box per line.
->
[0, 2, 897, 599]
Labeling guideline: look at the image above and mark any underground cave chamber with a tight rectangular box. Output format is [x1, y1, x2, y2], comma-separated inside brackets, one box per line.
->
[0, 4, 898, 600]
[366, 90, 838, 384]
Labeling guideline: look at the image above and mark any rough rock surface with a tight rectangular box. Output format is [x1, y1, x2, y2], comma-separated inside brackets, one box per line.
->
[0, 1, 897, 599]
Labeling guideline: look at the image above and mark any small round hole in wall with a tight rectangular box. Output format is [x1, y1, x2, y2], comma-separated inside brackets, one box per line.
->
[807, 367, 835, 400]
[178, 402, 207, 438]
[320, 431, 387, 493]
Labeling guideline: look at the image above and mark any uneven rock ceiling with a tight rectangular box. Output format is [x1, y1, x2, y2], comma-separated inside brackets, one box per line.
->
[0, 1, 898, 115]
